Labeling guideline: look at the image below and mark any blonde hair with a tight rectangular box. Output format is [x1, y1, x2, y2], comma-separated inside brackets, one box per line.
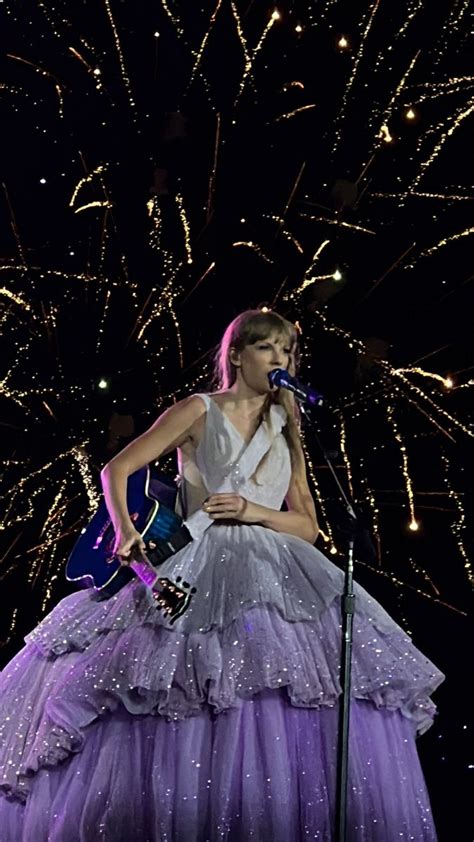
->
[212, 309, 305, 475]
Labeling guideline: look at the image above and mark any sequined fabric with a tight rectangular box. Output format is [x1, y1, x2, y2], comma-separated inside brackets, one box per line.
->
[0, 394, 443, 840]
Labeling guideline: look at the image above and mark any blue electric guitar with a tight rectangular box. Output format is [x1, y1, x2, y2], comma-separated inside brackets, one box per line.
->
[66, 467, 195, 624]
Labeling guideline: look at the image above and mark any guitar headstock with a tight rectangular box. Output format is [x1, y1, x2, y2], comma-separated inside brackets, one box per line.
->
[152, 576, 196, 624]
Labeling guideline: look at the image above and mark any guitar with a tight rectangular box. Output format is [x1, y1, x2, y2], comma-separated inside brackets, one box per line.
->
[66, 467, 195, 624]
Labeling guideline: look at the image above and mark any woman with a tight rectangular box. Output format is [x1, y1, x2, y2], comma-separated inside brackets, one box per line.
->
[0, 309, 443, 840]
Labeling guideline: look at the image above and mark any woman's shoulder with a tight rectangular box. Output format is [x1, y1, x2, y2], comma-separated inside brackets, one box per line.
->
[159, 393, 209, 425]
[202, 389, 229, 407]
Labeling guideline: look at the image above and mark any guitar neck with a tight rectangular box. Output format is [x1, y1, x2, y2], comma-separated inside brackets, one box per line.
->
[129, 556, 159, 588]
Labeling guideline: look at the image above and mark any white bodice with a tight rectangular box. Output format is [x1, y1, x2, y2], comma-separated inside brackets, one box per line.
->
[177, 394, 292, 539]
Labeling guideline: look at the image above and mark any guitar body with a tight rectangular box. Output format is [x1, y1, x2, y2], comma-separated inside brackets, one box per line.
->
[66, 467, 184, 598]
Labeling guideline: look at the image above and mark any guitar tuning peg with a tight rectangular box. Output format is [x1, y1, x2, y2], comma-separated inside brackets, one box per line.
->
[176, 575, 182, 582]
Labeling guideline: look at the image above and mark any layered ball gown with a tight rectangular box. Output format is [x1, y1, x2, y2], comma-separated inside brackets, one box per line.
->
[0, 394, 444, 840]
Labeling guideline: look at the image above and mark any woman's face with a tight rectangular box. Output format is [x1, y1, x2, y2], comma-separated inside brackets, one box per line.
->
[231, 332, 293, 394]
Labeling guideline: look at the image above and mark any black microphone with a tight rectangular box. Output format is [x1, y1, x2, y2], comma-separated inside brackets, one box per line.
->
[268, 369, 324, 406]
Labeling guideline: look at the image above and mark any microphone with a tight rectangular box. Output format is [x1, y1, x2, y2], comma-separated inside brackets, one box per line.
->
[268, 369, 324, 406]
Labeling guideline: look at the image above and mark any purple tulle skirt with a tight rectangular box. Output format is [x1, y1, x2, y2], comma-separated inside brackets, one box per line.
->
[0, 522, 443, 840]
[0, 688, 435, 841]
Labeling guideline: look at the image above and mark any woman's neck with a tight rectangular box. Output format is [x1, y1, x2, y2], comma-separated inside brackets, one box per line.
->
[218, 384, 269, 416]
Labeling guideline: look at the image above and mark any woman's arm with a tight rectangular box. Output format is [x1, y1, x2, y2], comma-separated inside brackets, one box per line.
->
[100, 395, 205, 535]
[205, 453, 319, 545]
[250, 467, 319, 543]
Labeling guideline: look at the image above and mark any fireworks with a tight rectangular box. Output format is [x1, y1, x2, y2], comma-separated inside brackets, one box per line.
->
[0, 0, 471, 647]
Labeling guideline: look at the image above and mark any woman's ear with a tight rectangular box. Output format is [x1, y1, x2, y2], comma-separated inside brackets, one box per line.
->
[229, 347, 241, 367]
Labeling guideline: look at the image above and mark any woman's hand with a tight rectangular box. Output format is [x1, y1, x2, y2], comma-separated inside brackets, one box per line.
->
[111, 526, 146, 565]
[202, 493, 259, 524]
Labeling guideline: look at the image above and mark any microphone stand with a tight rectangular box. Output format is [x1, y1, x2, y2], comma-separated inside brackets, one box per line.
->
[299, 402, 359, 842]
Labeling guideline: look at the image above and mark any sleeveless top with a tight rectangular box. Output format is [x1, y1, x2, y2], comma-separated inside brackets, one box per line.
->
[177, 394, 292, 540]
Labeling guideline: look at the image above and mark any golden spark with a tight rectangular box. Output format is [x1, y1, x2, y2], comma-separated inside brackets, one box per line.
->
[387, 404, 417, 530]
[332, 0, 382, 153]
[271, 104, 317, 123]
[72, 445, 101, 514]
[230, 1, 253, 74]
[206, 112, 221, 222]
[405, 227, 474, 269]
[441, 451, 473, 585]
[392, 367, 454, 389]
[69, 47, 103, 90]
[410, 100, 474, 192]
[235, 10, 280, 104]
[290, 239, 331, 296]
[73, 200, 113, 214]
[0, 288, 32, 311]
[7, 53, 65, 116]
[378, 50, 420, 132]
[103, 0, 136, 110]
[373, 190, 474, 201]
[265, 215, 304, 253]
[188, 0, 223, 89]
[299, 214, 376, 235]
[69, 164, 107, 208]
[175, 193, 193, 264]
[339, 413, 354, 497]
[232, 241, 274, 265]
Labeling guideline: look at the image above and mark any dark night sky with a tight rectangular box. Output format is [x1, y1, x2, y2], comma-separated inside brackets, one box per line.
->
[0, 2, 472, 837]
